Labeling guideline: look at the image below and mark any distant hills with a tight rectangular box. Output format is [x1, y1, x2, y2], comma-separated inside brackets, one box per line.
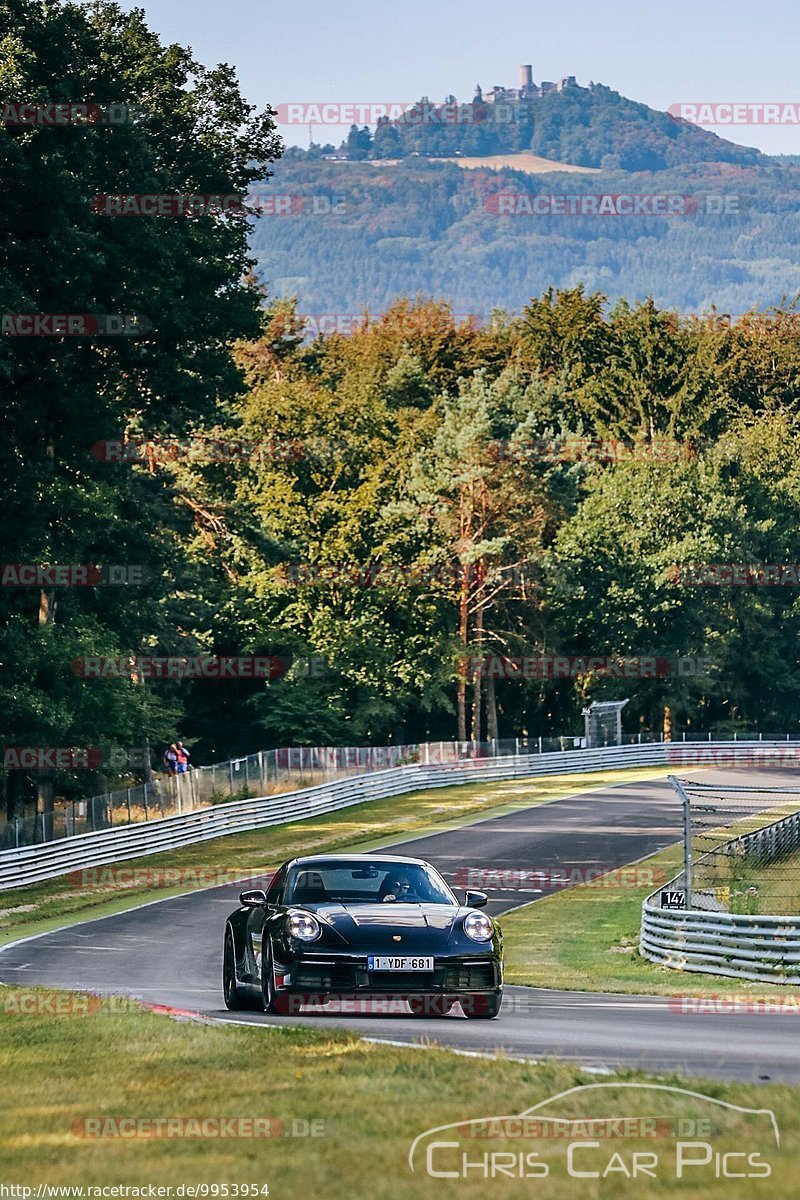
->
[254, 78, 799, 318]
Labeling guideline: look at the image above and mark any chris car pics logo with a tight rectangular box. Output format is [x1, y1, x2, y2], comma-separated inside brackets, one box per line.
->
[409, 1083, 779, 1183]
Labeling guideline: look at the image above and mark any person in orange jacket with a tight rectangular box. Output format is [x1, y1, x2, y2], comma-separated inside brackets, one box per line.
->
[175, 741, 191, 774]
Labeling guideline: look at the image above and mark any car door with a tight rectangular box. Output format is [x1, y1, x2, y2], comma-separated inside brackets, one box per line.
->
[246, 866, 286, 981]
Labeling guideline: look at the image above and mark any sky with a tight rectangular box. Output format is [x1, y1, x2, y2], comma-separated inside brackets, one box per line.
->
[117, 0, 800, 156]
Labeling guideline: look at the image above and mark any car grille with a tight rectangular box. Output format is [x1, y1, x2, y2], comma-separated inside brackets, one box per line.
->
[443, 963, 496, 990]
[367, 971, 435, 989]
[292, 959, 496, 992]
[293, 964, 362, 990]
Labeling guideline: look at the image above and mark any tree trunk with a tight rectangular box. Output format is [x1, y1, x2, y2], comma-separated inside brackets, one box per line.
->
[485, 668, 498, 742]
[470, 632, 483, 745]
[457, 561, 469, 742]
[142, 746, 154, 783]
[470, 563, 485, 745]
[36, 571, 57, 837]
[131, 665, 154, 782]
[4, 773, 25, 822]
[38, 589, 57, 625]
[36, 778, 54, 840]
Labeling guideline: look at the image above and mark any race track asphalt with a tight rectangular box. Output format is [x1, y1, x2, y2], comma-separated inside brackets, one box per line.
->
[2, 767, 799, 1083]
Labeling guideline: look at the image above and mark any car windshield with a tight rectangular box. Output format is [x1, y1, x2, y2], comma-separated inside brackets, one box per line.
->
[284, 860, 456, 905]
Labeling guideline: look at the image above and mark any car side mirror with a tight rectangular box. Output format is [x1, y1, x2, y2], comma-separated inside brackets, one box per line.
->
[240, 889, 268, 907]
[465, 890, 488, 908]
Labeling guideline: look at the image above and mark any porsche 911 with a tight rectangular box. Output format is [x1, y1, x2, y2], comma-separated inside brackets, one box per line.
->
[223, 853, 503, 1018]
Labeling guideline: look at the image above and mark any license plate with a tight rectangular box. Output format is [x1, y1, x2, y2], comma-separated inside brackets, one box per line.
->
[368, 956, 434, 971]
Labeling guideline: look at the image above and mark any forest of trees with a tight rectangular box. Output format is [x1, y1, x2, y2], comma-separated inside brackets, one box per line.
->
[211, 293, 800, 753]
[6, 0, 800, 821]
[250, 155, 800, 317]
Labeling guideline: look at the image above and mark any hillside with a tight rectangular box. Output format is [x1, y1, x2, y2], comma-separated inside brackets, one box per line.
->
[249, 154, 800, 317]
[288, 81, 765, 173]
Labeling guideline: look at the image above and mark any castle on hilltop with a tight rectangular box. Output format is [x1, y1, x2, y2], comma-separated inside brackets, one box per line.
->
[475, 65, 582, 105]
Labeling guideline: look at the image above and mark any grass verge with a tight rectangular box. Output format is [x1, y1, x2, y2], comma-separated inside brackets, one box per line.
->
[0, 766, 671, 946]
[0, 991, 796, 1198]
[503, 843, 800, 997]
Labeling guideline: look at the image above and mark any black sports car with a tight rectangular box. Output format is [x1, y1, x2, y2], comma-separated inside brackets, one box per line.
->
[223, 854, 503, 1018]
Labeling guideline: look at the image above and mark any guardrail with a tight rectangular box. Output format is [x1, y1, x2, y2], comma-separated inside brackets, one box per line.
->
[727, 808, 800, 875]
[641, 802, 800, 985]
[8, 729, 795, 852]
[0, 741, 424, 851]
[2, 739, 798, 893]
[640, 906, 800, 985]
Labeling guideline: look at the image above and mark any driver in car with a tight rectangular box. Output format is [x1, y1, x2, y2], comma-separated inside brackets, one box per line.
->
[380, 872, 417, 902]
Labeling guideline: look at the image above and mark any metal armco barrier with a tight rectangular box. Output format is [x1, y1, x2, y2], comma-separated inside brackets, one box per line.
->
[640, 905, 800, 985]
[1, 740, 798, 893]
[722, 809, 800, 880]
[642, 798, 800, 985]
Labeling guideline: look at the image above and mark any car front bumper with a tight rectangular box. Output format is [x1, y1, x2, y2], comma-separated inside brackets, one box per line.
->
[276, 952, 501, 994]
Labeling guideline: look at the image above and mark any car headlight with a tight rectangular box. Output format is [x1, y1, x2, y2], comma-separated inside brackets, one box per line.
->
[286, 912, 321, 942]
[463, 912, 494, 941]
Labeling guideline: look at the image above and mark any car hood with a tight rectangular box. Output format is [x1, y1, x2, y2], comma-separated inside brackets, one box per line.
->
[306, 902, 473, 950]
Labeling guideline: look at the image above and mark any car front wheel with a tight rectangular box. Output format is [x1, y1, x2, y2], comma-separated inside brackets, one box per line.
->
[260, 938, 279, 1014]
[223, 929, 249, 1011]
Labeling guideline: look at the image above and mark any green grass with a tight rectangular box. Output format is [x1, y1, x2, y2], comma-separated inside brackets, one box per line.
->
[692, 829, 800, 917]
[503, 844, 800, 997]
[0, 991, 797, 1199]
[0, 766, 672, 946]
[708, 846, 800, 917]
[724, 844, 800, 916]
